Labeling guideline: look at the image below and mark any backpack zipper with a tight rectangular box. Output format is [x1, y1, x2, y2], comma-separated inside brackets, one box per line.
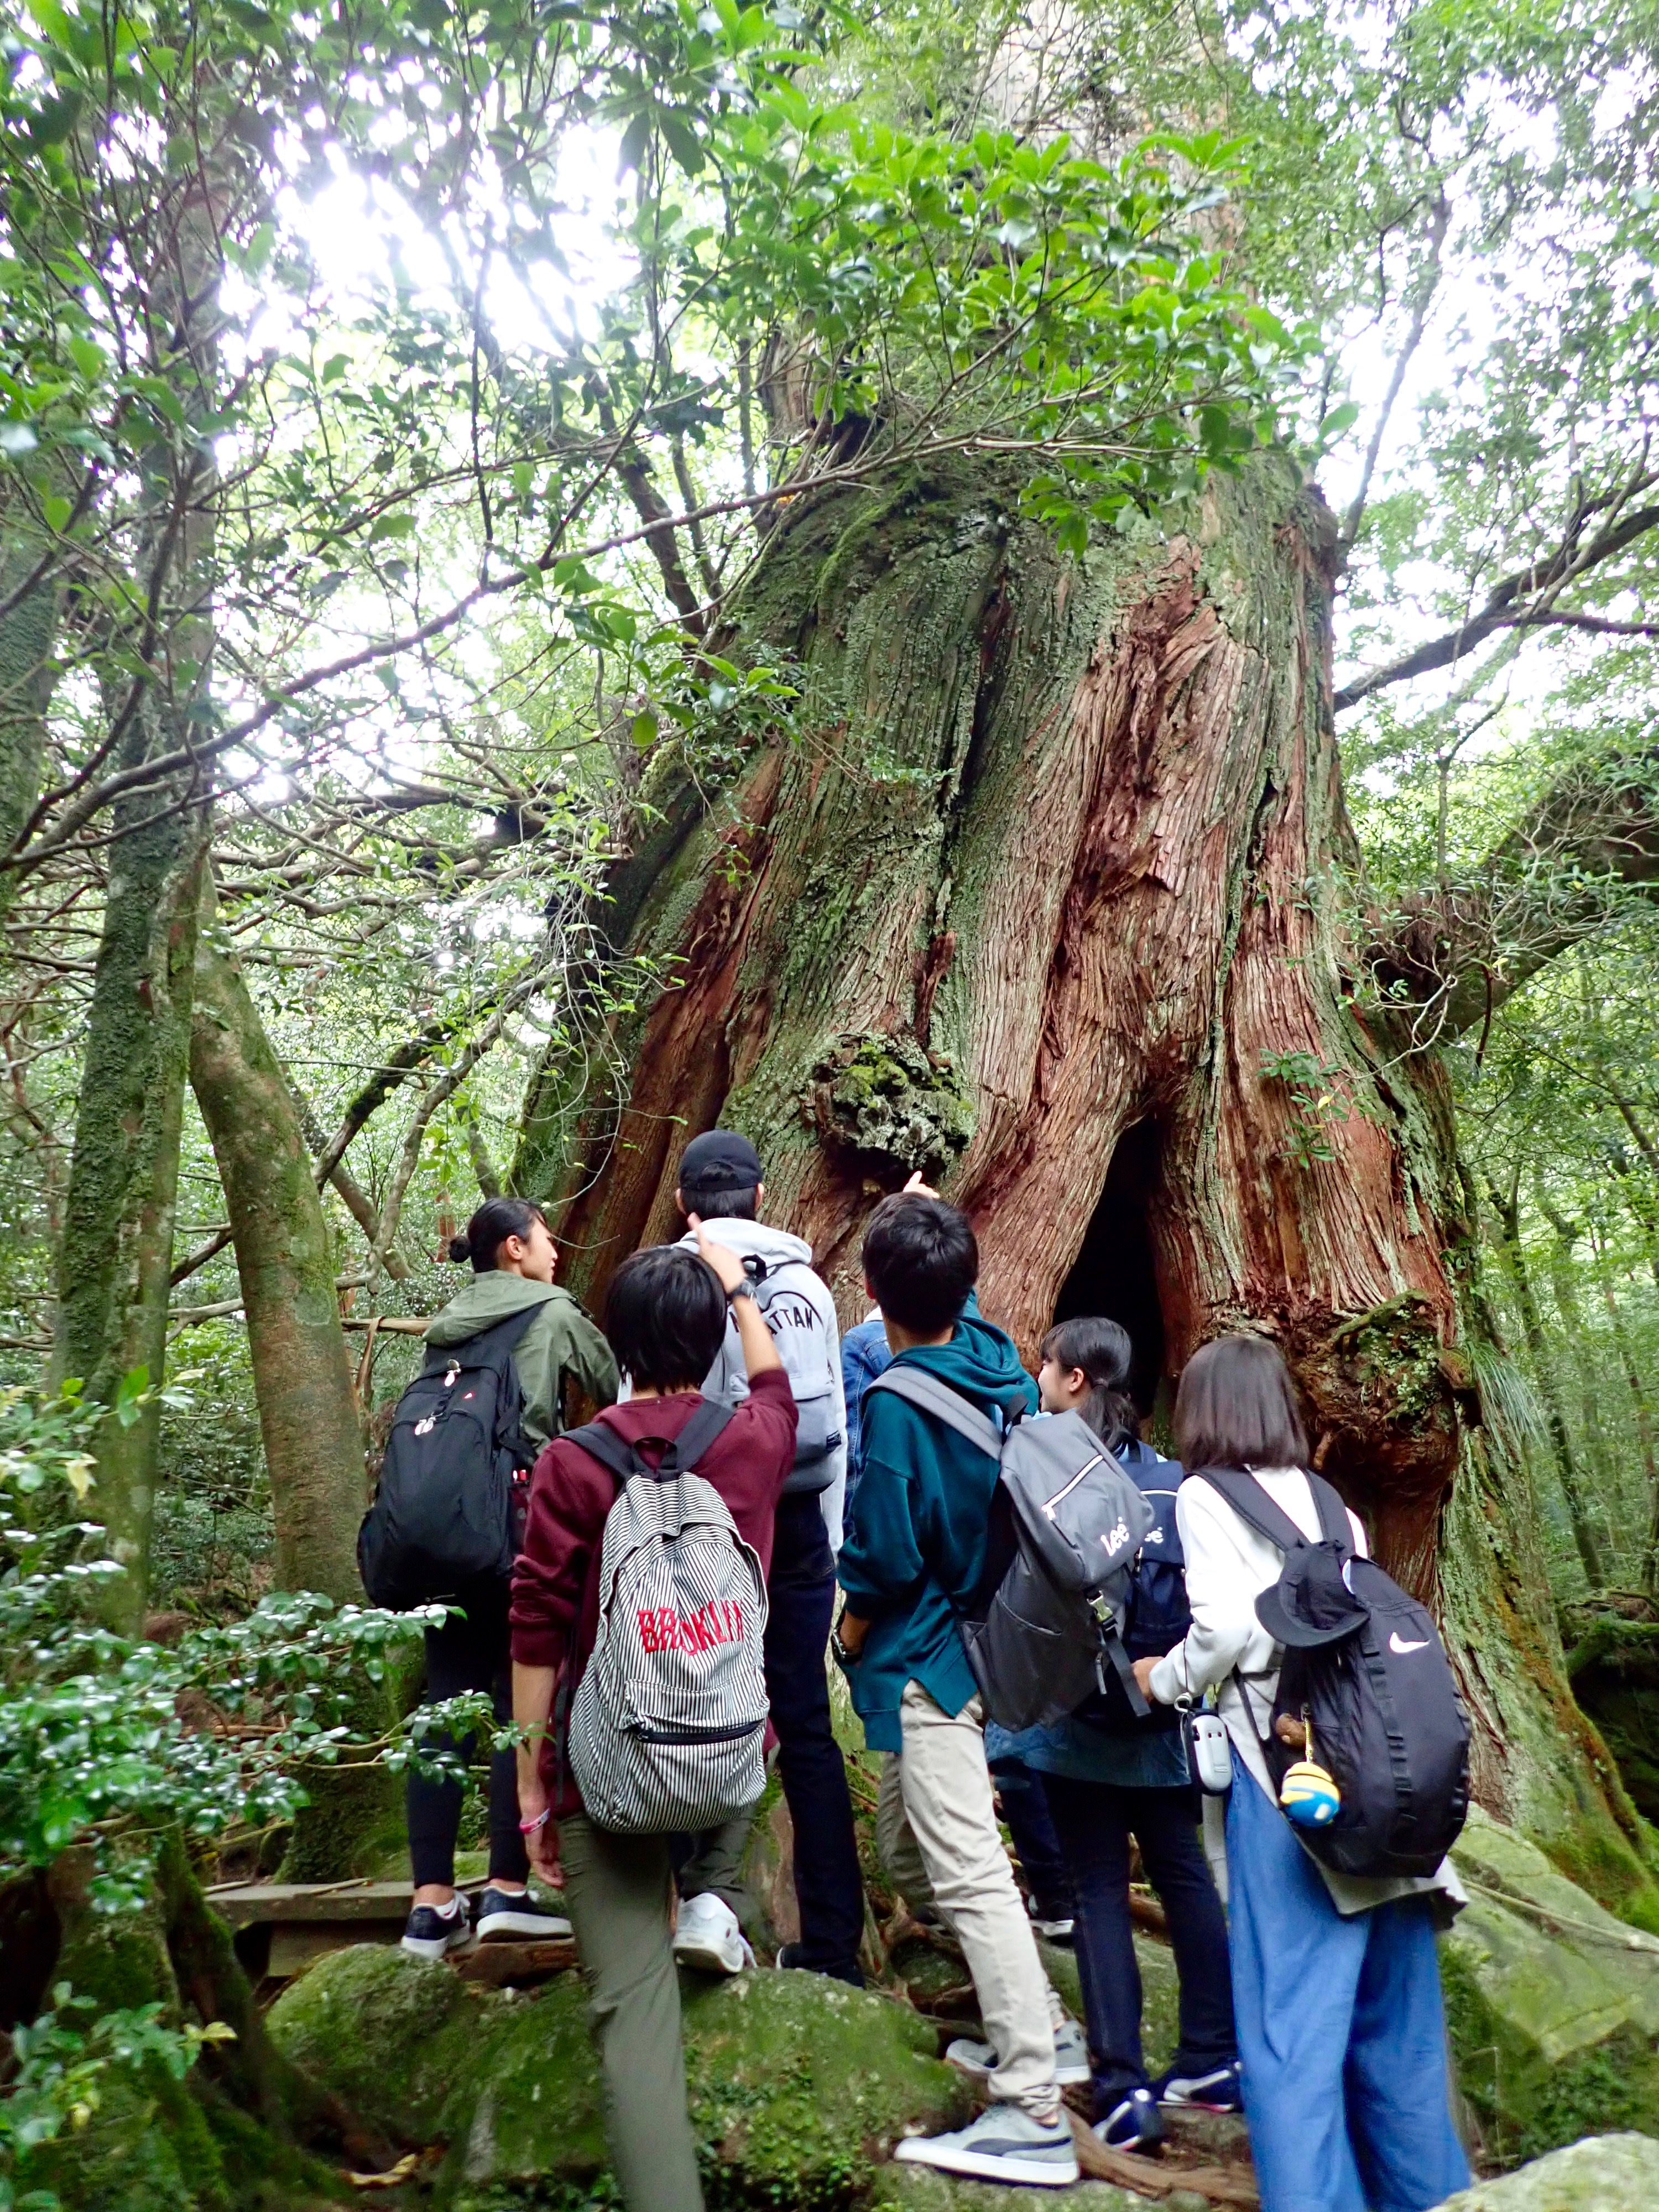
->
[1041, 1453, 1105, 1518]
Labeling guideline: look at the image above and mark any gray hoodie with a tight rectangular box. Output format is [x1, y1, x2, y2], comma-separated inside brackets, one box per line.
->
[675, 1217, 848, 1552]
[425, 1272, 618, 1452]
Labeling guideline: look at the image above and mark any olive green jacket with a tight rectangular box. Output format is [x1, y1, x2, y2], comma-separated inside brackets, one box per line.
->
[425, 1274, 618, 1451]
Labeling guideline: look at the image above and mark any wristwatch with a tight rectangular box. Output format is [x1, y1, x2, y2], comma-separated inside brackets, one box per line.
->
[726, 1280, 757, 1305]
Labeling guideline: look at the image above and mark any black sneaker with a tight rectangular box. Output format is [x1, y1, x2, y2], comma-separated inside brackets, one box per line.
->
[1151, 2058, 1243, 2112]
[1093, 2086, 1165, 2154]
[475, 1886, 573, 1942]
[401, 1896, 474, 1961]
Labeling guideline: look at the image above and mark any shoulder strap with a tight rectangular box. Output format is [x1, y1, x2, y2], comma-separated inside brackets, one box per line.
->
[422, 1303, 539, 1373]
[1194, 1467, 1308, 1555]
[867, 1366, 1003, 1460]
[562, 1397, 737, 1493]
[659, 1397, 736, 1474]
[1304, 1470, 1355, 1554]
[561, 1420, 647, 1484]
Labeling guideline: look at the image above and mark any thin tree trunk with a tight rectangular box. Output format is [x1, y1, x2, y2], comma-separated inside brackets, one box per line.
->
[189, 893, 366, 1601]
[1487, 1179, 1606, 1589]
[53, 170, 220, 1628]
[1535, 1190, 1624, 1535]
[0, 529, 59, 906]
[518, 453, 1655, 1906]
[1587, 1220, 1659, 1598]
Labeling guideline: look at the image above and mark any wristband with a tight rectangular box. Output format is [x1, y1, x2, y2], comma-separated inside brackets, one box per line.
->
[519, 1807, 551, 1835]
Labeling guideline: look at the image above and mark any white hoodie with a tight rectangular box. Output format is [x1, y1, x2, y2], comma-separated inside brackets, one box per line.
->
[676, 1217, 848, 1553]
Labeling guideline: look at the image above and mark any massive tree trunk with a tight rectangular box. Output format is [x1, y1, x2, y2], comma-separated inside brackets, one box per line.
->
[517, 451, 1658, 1913]
[189, 898, 366, 1601]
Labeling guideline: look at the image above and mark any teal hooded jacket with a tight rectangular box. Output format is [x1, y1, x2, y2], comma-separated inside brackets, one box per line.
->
[836, 1306, 1037, 1751]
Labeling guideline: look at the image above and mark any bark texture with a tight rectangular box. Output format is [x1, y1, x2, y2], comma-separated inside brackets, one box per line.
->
[518, 452, 1658, 1913]
[189, 902, 366, 1601]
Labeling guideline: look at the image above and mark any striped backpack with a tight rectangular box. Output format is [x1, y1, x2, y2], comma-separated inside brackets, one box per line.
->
[562, 1400, 770, 1834]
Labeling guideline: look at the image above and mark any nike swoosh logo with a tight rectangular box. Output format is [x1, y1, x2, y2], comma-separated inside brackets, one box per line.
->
[1390, 1632, 1430, 1655]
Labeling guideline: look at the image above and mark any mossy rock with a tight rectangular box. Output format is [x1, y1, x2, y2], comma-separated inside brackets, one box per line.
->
[869, 2170, 1155, 2211]
[1566, 1619, 1659, 1828]
[1430, 2130, 1659, 2208]
[1039, 1935, 1180, 2080]
[268, 1943, 971, 2208]
[1442, 1811, 1659, 2166]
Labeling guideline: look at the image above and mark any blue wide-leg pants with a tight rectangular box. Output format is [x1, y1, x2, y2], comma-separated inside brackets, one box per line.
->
[1225, 1754, 1470, 2212]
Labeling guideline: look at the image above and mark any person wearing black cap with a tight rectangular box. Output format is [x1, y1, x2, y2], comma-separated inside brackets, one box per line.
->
[1131, 1334, 1469, 2212]
[667, 1129, 865, 1987]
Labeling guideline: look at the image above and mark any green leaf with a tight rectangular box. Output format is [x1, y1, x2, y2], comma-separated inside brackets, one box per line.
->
[631, 711, 659, 748]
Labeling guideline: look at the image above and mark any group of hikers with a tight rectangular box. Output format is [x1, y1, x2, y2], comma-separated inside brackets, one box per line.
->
[363, 1129, 1475, 2212]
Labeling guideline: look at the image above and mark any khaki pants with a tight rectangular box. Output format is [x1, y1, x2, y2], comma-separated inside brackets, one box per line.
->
[560, 1815, 702, 2212]
[877, 1681, 1059, 2114]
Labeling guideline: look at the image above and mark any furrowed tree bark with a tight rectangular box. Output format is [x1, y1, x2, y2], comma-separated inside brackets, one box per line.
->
[188, 896, 366, 1601]
[517, 451, 1659, 1914]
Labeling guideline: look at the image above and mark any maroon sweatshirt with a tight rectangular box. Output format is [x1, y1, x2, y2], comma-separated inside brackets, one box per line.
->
[509, 1371, 797, 1815]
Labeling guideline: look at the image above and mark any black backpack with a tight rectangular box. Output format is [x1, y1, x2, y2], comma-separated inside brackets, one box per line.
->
[357, 1310, 537, 1610]
[1080, 1439, 1191, 1734]
[1200, 1468, 1471, 1879]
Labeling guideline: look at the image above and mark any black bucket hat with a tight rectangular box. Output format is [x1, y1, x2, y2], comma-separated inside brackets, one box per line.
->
[1255, 1543, 1371, 1648]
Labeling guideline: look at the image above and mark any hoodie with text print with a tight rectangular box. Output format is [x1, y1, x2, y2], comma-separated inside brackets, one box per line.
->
[675, 1217, 848, 1551]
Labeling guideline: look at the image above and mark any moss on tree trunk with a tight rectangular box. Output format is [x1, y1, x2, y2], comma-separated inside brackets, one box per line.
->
[521, 452, 1658, 1917]
[188, 897, 365, 1602]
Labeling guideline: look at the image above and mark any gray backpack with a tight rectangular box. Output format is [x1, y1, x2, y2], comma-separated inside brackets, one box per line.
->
[867, 1372, 1156, 1731]
[704, 1253, 842, 1491]
[563, 1401, 770, 1834]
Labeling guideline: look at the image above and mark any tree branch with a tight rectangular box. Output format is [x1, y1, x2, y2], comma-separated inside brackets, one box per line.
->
[1335, 498, 1659, 711]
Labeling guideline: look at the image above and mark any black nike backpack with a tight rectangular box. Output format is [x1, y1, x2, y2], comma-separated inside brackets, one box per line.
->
[1201, 1468, 1471, 1879]
[358, 1310, 536, 1609]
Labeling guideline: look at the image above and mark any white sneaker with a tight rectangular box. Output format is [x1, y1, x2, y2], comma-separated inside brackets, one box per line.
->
[672, 1892, 754, 1976]
[947, 2018, 1090, 2088]
[894, 2104, 1079, 2188]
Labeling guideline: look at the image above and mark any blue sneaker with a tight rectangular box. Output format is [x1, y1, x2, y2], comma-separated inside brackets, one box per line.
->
[400, 1895, 474, 1961]
[1152, 2059, 1243, 2112]
[1093, 2086, 1164, 2153]
[474, 1886, 572, 1942]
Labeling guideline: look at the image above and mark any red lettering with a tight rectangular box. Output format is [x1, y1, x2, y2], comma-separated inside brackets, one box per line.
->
[730, 1600, 742, 1641]
[638, 1609, 659, 1652]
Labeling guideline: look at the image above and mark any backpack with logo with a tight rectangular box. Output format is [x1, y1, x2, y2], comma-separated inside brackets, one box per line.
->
[358, 1310, 536, 1609]
[562, 1399, 770, 1834]
[705, 1253, 842, 1493]
[1078, 1438, 1191, 1734]
[1198, 1467, 1472, 1879]
[866, 1369, 1155, 1733]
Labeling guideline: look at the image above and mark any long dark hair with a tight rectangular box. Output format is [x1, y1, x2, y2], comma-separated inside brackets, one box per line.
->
[1041, 1316, 1139, 1450]
[1173, 1333, 1310, 1472]
[450, 1196, 546, 1272]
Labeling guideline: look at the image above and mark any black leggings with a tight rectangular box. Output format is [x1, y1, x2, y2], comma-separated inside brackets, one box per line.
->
[405, 1585, 529, 1889]
[1043, 1773, 1235, 2110]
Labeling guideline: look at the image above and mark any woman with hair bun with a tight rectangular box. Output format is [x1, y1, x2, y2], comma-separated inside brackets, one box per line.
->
[400, 1196, 618, 1963]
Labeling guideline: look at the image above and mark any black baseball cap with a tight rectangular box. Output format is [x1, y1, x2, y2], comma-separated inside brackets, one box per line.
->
[1255, 1544, 1370, 1649]
[679, 1129, 764, 1188]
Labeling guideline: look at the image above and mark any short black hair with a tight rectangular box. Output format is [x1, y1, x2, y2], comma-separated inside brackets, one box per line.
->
[1174, 1333, 1310, 1472]
[451, 1197, 546, 1272]
[679, 1177, 759, 1223]
[603, 1245, 727, 1392]
[862, 1193, 977, 1334]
